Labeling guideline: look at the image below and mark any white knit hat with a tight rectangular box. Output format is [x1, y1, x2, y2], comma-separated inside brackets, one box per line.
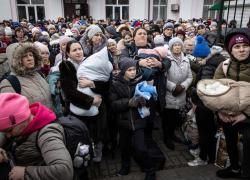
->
[5, 27, 12, 36]
[168, 37, 184, 50]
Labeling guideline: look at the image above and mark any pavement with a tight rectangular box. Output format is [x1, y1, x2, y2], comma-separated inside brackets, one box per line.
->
[87, 118, 239, 180]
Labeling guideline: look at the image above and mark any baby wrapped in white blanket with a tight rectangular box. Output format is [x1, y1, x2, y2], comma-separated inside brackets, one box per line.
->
[70, 47, 113, 116]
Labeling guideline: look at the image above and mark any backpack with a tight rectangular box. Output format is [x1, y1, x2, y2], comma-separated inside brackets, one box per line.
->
[0, 73, 21, 93]
[38, 115, 93, 169]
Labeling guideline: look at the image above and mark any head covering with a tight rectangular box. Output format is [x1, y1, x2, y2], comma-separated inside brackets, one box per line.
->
[5, 27, 12, 36]
[163, 22, 174, 30]
[107, 38, 117, 45]
[228, 34, 250, 52]
[47, 24, 56, 31]
[224, 28, 250, 53]
[106, 25, 117, 36]
[34, 41, 49, 54]
[192, 35, 211, 57]
[119, 57, 136, 75]
[64, 29, 73, 37]
[176, 30, 186, 38]
[6, 43, 19, 62]
[31, 27, 40, 34]
[154, 35, 165, 47]
[59, 35, 73, 46]
[86, 25, 102, 39]
[196, 24, 206, 30]
[0, 93, 31, 131]
[71, 27, 79, 35]
[168, 37, 184, 50]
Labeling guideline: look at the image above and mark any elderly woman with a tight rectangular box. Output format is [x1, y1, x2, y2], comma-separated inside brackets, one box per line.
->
[162, 37, 192, 150]
[0, 43, 53, 109]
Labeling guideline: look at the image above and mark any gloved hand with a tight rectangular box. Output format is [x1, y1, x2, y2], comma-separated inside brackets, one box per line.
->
[172, 84, 185, 97]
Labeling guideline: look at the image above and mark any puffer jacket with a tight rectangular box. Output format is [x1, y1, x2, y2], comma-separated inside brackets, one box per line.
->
[15, 123, 73, 180]
[1, 103, 73, 180]
[165, 52, 193, 109]
[109, 75, 146, 130]
[0, 43, 52, 109]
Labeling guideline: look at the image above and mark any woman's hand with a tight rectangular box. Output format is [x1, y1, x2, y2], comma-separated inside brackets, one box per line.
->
[0, 148, 8, 163]
[139, 58, 151, 68]
[218, 112, 233, 123]
[92, 95, 102, 107]
[149, 58, 162, 69]
[78, 77, 95, 88]
[231, 113, 247, 125]
[9, 166, 25, 180]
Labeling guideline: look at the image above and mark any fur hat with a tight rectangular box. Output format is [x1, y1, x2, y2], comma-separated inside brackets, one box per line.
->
[31, 27, 40, 34]
[163, 22, 174, 30]
[168, 37, 184, 50]
[107, 38, 117, 45]
[192, 36, 211, 57]
[86, 25, 102, 39]
[0, 93, 31, 131]
[119, 57, 136, 75]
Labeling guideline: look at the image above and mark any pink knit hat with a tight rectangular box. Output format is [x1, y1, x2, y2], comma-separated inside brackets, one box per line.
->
[154, 46, 168, 59]
[0, 93, 31, 131]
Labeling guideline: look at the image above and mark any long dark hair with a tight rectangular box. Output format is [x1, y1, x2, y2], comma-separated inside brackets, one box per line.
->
[65, 40, 83, 60]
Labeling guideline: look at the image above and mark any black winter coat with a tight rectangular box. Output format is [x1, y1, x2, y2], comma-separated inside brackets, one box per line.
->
[59, 61, 94, 110]
[109, 76, 146, 130]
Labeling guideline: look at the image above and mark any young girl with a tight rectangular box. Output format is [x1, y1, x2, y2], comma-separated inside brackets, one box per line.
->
[109, 57, 156, 180]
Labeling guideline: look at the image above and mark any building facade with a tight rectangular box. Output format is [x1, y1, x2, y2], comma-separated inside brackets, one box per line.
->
[0, 0, 249, 26]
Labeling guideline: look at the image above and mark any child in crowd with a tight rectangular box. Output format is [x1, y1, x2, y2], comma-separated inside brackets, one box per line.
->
[109, 57, 156, 180]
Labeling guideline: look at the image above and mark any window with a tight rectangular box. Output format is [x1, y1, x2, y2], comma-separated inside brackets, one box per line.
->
[202, 0, 220, 19]
[105, 0, 129, 20]
[153, 0, 167, 20]
[17, 0, 45, 21]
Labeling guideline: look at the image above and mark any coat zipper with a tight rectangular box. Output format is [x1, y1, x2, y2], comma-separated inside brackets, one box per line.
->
[237, 62, 240, 81]
[128, 86, 135, 131]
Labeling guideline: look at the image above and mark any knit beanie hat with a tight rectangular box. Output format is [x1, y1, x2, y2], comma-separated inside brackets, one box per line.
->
[176, 30, 186, 38]
[32, 27, 40, 34]
[163, 22, 174, 30]
[86, 25, 102, 39]
[168, 37, 184, 50]
[228, 34, 250, 52]
[71, 28, 79, 35]
[34, 41, 49, 54]
[119, 57, 136, 75]
[154, 35, 165, 47]
[192, 36, 211, 57]
[47, 24, 56, 31]
[107, 38, 117, 45]
[5, 27, 12, 36]
[59, 35, 73, 46]
[0, 93, 31, 131]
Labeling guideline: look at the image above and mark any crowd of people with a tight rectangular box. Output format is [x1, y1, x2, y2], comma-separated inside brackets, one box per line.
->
[0, 16, 249, 180]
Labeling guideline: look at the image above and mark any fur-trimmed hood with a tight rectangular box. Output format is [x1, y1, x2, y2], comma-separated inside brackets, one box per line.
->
[10, 43, 42, 76]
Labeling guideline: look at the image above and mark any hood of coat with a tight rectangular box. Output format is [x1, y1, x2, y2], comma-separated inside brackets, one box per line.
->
[11, 43, 42, 76]
[22, 102, 56, 135]
[167, 51, 188, 64]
